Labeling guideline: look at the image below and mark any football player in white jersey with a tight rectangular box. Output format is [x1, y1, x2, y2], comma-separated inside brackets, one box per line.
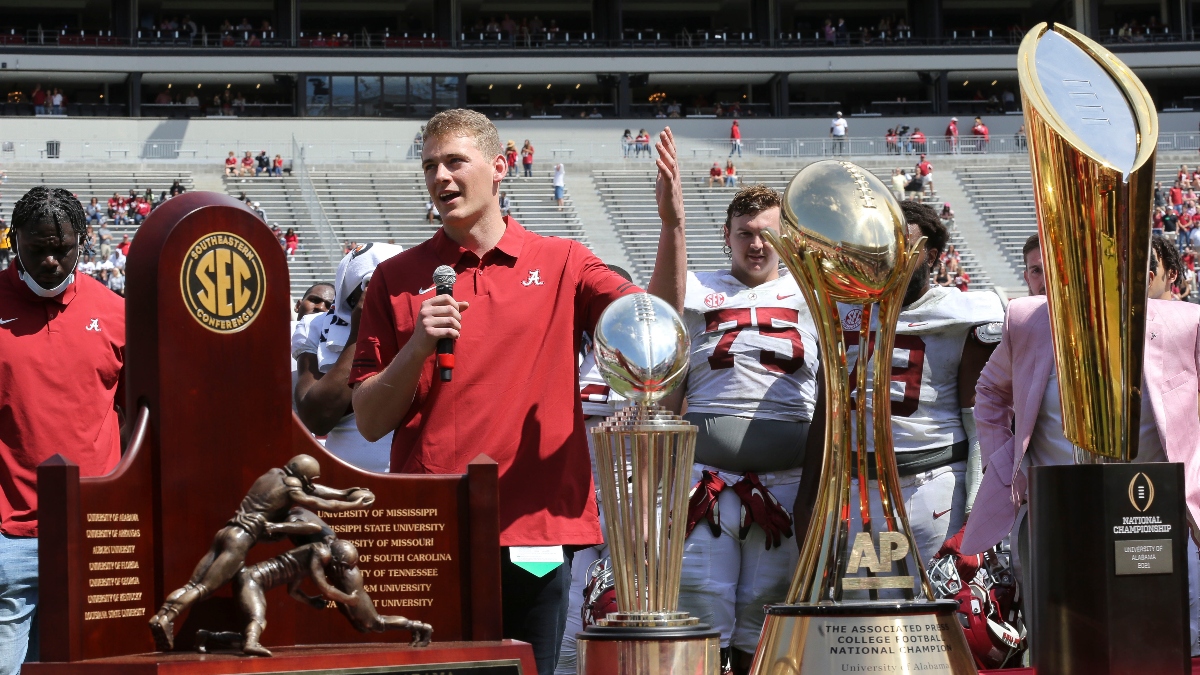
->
[664, 185, 822, 674]
[796, 200, 1003, 570]
[555, 265, 632, 675]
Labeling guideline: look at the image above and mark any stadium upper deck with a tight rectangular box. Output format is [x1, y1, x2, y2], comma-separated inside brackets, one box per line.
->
[1, 0, 1200, 121]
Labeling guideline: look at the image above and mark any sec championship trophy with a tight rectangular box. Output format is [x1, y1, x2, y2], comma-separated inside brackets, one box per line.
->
[1020, 24, 1190, 674]
[576, 293, 720, 675]
[747, 161, 976, 675]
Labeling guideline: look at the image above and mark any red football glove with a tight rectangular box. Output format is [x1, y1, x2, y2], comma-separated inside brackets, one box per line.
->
[685, 471, 726, 538]
[934, 524, 982, 583]
[731, 472, 794, 550]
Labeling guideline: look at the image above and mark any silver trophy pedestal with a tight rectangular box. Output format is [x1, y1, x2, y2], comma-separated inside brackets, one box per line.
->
[578, 612, 719, 675]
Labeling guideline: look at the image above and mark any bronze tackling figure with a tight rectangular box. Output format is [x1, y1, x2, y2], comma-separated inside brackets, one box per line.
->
[149, 455, 374, 651]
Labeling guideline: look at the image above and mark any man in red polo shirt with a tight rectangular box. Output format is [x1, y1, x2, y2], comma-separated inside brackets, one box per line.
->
[0, 187, 125, 670]
[350, 109, 686, 675]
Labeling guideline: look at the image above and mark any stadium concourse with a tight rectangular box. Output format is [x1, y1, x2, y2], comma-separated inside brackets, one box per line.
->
[0, 145, 1144, 302]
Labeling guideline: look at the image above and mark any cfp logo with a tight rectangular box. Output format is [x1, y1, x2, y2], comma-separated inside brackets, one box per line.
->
[180, 232, 266, 334]
[1128, 472, 1156, 513]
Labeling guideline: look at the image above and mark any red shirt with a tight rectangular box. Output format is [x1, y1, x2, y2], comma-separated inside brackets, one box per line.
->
[107, 197, 120, 210]
[225, 157, 237, 167]
[350, 217, 637, 547]
[918, 160, 932, 176]
[730, 124, 741, 140]
[1172, 187, 1184, 205]
[911, 131, 926, 143]
[241, 156, 253, 167]
[0, 266, 125, 537]
[946, 121, 958, 138]
[972, 123, 989, 141]
[710, 166, 722, 177]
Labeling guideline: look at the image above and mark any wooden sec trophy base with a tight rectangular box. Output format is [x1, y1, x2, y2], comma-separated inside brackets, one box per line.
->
[25, 641, 536, 675]
[749, 601, 977, 674]
[577, 616, 719, 675]
[1031, 462, 1190, 675]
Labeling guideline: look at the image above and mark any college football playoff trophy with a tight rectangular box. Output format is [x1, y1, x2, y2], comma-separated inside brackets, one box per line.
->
[576, 293, 720, 675]
[748, 160, 976, 675]
[1020, 24, 1189, 674]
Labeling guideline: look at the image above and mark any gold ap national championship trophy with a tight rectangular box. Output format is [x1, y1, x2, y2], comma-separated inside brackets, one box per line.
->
[748, 161, 976, 675]
[1021, 24, 1190, 674]
[576, 293, 721, 675]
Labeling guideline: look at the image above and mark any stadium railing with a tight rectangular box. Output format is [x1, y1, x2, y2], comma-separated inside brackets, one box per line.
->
[291, 135, 343, 271]
[5, 132, 1198, 164]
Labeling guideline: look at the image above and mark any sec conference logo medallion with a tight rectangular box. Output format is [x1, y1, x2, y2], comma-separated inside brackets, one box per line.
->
[180, 232, 266, 333]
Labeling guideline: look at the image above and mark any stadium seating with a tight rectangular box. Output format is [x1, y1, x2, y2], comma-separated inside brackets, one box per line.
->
[594, 167, 991, 288]
[955, 167, 1038, 275]
[2, 169, 195, 249]
[225, 170, 586, 296]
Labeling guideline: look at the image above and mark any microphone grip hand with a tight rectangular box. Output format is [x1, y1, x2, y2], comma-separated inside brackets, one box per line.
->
[436, 284, 456, 382]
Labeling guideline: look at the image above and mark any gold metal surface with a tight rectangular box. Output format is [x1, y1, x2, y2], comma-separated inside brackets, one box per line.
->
[765, 160, 932, 607]
[749, 609, 977, 675]
[1018, 23, 1157, 460]
[590, 405, 698, 617]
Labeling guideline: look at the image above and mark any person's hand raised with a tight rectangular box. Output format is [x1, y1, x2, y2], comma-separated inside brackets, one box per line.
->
[655, 127, 685, 229]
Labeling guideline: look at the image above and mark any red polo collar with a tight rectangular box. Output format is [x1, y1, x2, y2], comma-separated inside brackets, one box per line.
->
[430, 216, 526, 267]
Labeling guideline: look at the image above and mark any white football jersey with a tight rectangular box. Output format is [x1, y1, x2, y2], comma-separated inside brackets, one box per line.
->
[578, 347, 626, 418]
[682, 270, 820, 422]
[839, 287, 1003, 452]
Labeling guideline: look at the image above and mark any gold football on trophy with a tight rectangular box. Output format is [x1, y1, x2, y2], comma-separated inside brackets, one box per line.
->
[779, 160, 907, 301]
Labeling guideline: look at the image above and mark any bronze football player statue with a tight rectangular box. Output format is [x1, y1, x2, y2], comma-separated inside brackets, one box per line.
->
[326, 540, 433, 647]
[149, 455, 374, 651]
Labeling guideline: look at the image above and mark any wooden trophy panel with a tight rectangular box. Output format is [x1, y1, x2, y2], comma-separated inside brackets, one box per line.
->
[37, 192, 502, 664]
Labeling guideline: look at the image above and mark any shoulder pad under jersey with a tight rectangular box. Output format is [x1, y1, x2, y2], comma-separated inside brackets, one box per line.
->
[972, 322, 1004, 344]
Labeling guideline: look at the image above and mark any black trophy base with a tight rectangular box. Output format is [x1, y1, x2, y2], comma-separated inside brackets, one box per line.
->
[1031, 462, 1190, 675]
[749, 600, 977, 674]
[577, 620, 719, 675]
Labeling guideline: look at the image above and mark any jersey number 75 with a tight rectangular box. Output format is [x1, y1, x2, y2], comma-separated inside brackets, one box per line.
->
[703, 308, 806, 374]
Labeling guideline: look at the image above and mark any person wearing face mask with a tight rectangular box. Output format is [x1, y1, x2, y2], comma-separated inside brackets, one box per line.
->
[659, 185, 823, 674]
[0, 187, 126, 671]
[294, 243, 402, 472]
[962, 237, 1200, 658]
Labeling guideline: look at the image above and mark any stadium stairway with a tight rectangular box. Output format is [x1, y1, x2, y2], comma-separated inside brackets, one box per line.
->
[594, 167, 993, 290]
[955, 166, 1037, 290]
[2, 168, 195, 256]
[931, 170, 1024, 295]
[222, 175, 321, 296]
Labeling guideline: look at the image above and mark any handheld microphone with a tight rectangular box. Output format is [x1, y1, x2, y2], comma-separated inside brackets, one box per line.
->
[433, 265, 457, 382]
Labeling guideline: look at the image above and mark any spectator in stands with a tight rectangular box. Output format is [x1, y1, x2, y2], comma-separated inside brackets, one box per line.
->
[724, 160, 738, 187]
[830, 111, 848, 155]
[116, 235, 131, 258]
[940, 203, 954, 229]
[240, 151, 255, 177]
[31, 84, 46, 115]
[272, 155, 285, 177]
[553, 163, 566, 209]
[935, 263, 951, 287]
[255, 151, 270, 176]
[252, 202, 267, 221]
[891, 168, 906, 201]
[521, 140, 535, 178]
[499, 191, 512, 217]
[501, 14, 517, 34]
[114, 200, 128, 226]
[505, 141, 518, 177]
[729, 120, 743, 157]
[1155, 181, 1167, 210]
[51, 89, 64, 115]
[133, 197, 152, 225]
[954, 271, 969, 292]
[910, 128, 927, 154]
[170, 180, 185, 197]
[885, 128, 900, 154]
[97, 223, 113, 259]
[708, 162, 723, 188]
[635, 129, 652, 158]
[971, 116, 989, 152]
[0, 222, 9, 270]
[284, 228, 299, 260]
[1014, 124, 1027, 150]
[823, 19, 835, 44]
[185, 91, 200, 107]
[916, 154, 933, 194]
[1172, 181, 1185, 214]
[1179, 165, 1193, 189]
[903, 170, 924, 199]
[225, 151, 238, 176]
[945, 117, 959, 154]
[106, 193, 121, 219]
[622, 129, 634, 158]
[85, 198, 104, 226]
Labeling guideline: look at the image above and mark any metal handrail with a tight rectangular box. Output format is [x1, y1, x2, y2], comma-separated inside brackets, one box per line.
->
[291, 135, 341, 270]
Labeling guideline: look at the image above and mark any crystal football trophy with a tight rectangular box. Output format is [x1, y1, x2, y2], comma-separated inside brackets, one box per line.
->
[1020, 24, 1189, 674]
[748, 161, 976, 675]
[576, 293, 720, 675]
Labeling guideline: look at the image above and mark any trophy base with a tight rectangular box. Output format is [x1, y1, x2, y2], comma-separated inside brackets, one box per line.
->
[1031, 462, 1190, 675]
[577, 616, 720, 675]
[749, 600, 977, 675]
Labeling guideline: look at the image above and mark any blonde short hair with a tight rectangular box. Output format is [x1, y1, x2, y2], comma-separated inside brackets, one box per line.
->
[422, 109, 503, 159]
